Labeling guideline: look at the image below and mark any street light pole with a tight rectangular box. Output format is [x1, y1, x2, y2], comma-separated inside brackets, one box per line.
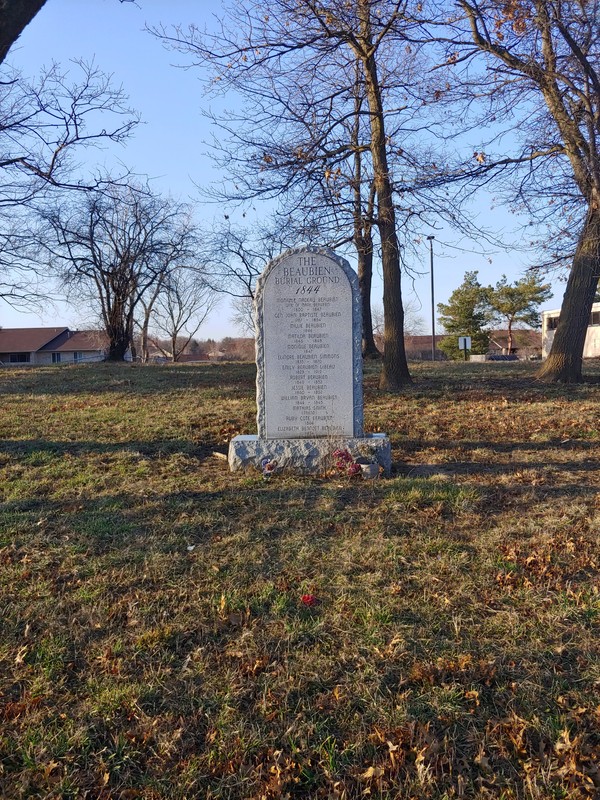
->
[427, 235, 435, 362]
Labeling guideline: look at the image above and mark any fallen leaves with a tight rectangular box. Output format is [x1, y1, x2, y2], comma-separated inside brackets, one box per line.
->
[1, 694, 43, 720]
[4, 361, 600, 799]
[496, 533, 599, 591]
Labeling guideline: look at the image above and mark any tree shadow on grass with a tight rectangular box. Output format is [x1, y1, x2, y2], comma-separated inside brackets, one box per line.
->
[399, 459, 600, 479]
[0, 488, 233, 561]
[0, 437, 215, 460]
[394, 436, 600, 490]
[398, 437, 600, 454]
[0, 362, 256, 396]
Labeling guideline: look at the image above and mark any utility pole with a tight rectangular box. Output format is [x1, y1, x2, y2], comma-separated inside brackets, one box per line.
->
[427, 235, 435, 362]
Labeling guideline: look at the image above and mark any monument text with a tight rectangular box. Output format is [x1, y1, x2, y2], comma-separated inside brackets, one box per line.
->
[261, 252, 354, 438]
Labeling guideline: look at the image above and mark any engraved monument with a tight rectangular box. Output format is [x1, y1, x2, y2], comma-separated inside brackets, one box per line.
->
[228, 246, 391, 474]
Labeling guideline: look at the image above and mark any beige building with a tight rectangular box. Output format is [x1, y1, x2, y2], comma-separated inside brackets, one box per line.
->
[0, 328, 108, 365]
[542, 304, 600, 358]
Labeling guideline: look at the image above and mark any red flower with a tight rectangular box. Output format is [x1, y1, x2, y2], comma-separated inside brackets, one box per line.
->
[300, 594, 318, 607]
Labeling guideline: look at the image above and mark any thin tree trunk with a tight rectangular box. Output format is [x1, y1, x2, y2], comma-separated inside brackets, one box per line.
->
[350, 67, 380, 360]
[127, 314, 136, 361]
[141, 316, 150, 362]
[140, 304, 152, 362]
[356, 227, 380, 359]
[537, 206, 600, 382]
[140, 280, 165, 363]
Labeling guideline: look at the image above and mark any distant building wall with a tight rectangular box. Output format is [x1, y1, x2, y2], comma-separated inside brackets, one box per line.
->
[542, 303, 600, 358]
[35, 352, 55, 365]
[37, 350, 106, 365]
[1, 349, 108, 366]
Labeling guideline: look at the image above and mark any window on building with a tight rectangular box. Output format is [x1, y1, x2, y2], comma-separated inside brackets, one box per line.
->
[73, 352, 83, 363]
[547, 316, 560, 330]
[52, 352, 61, 363]
[590, 311, 600, 326]
[9, 353, 30, 363]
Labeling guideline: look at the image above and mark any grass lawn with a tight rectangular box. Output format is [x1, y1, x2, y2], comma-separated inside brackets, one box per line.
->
[1, 360, 599, 799]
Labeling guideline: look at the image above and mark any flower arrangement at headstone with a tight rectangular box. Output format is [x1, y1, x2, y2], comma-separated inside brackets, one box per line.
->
[261, 458, 279, 480]
[332, 448, 362, 477]
[332, 447, 381, 479]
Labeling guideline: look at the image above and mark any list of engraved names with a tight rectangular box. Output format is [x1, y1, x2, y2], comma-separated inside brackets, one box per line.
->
[262, 252, 354, 438]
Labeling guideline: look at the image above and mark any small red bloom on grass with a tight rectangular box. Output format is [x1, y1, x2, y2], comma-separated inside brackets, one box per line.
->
[300, 594, 318, 607]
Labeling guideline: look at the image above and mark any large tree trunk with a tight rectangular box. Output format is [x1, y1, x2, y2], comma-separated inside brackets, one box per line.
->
[537, 206, 600, 382]
[107, 335, 129, 361]
[0, 0, 47, 65]
[361, 49, 411, 389]
[377, 218, 411, 389]
[105, 303, 130, 361]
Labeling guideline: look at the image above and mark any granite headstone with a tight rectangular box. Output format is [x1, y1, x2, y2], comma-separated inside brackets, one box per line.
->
[228, 246, 391, 474]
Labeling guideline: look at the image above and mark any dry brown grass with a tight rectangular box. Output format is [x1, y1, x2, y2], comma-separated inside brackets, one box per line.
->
[1, 360, 599, 799]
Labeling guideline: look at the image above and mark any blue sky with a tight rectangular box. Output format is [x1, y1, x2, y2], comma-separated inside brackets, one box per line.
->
[2, 0, 565, 338]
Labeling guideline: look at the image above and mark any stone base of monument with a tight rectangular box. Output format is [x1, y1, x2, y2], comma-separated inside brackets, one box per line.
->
[228, 433, 391, 476]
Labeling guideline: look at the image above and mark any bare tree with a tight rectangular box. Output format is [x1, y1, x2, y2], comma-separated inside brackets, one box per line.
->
[0, 224, 46, 309]
[137, 278, 168, 363]
[0, 61, 137, 208]
[192, 47, 384, 358]
[0, 60, 138, 311]
[230, 295, 254, 337]
[373, 299, 427, 337]
[202, 220, 299, 300]
[155, 0, 433, 389]
[441, 0, 600, 382]
[149, 269, 218, 361]
[42, 185, 199, 361]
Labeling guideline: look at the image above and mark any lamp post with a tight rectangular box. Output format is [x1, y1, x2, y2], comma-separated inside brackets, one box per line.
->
[427, 235, 435, 361]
